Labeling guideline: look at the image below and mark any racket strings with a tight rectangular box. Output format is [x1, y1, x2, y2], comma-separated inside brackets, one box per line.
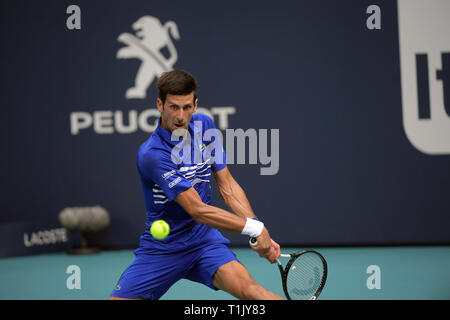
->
[285, 252, 325, 300]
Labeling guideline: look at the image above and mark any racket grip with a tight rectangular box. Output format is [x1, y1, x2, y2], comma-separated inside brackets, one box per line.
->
[249, 237, 258, 246]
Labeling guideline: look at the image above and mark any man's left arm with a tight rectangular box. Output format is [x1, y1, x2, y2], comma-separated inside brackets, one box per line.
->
[213, 166, 281, 261]
[213, 166, 256, 220]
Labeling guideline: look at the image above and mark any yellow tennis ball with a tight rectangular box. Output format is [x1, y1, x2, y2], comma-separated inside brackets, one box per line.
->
[150, 220, 170, 240]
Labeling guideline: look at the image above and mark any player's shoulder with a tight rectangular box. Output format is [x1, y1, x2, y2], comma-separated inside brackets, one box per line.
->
[192, 113, 214, 124]
[192, 113, 215, 129]
[137, 133, 171, 165]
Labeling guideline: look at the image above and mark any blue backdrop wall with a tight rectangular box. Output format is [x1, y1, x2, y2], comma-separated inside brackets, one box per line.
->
[1, 0, 449, 256]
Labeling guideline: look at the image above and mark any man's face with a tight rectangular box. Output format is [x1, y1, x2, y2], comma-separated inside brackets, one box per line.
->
[157, 92, 197, 133]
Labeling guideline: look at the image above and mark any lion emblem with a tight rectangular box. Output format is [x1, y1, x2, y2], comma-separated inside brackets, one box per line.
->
[117, 16, 180, 99]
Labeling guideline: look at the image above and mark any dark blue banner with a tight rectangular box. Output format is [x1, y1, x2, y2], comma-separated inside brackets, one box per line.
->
[1, 0, 449, 256]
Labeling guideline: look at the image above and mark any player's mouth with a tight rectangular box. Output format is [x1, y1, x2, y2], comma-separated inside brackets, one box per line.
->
[173, 123, 185, 129]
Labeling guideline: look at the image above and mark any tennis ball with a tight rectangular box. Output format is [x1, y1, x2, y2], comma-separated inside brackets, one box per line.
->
[150, 219, 170, 240]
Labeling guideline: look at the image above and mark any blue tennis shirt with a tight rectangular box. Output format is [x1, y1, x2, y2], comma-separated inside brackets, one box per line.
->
[135, 114, 229, 253]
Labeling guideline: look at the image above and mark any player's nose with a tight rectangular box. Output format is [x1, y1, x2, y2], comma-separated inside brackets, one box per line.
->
[176, 109, 185, 121]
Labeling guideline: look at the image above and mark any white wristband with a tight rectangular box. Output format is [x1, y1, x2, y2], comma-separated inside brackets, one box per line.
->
[241, 217, 264, 238]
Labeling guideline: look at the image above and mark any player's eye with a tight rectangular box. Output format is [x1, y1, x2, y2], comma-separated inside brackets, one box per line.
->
[183, 105, 193, 111]
[169, 105, 180, 111]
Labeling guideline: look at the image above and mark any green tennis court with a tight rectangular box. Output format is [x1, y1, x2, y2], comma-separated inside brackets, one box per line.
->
[1, 246, 449, 300]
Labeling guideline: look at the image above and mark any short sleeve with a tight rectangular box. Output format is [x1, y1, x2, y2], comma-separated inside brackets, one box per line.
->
[137, 148, 192, 201]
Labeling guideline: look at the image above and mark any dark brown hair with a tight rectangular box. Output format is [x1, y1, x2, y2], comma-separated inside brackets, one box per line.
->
[157, 69, 198, 104]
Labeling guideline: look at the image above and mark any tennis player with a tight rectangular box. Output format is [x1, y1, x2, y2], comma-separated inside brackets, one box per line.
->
[110, 70, 282, 300]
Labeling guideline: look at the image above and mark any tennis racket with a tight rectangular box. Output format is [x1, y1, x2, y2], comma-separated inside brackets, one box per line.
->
[249, 237, 327, 300]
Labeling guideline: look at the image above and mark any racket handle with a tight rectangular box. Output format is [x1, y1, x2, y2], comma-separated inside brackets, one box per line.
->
[249, 237, 258, 246]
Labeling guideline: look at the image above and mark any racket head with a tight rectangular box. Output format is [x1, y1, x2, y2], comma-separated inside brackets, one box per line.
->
[282, 249, 327, 300]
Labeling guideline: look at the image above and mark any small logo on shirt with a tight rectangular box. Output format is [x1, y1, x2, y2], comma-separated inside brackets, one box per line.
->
[168, 177, 182, 188]
[115, 285, 121, 290]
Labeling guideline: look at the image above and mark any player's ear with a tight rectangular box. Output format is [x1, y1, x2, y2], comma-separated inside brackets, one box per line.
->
[156, 98, 164, 112]
[193, 98, 198, 113]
